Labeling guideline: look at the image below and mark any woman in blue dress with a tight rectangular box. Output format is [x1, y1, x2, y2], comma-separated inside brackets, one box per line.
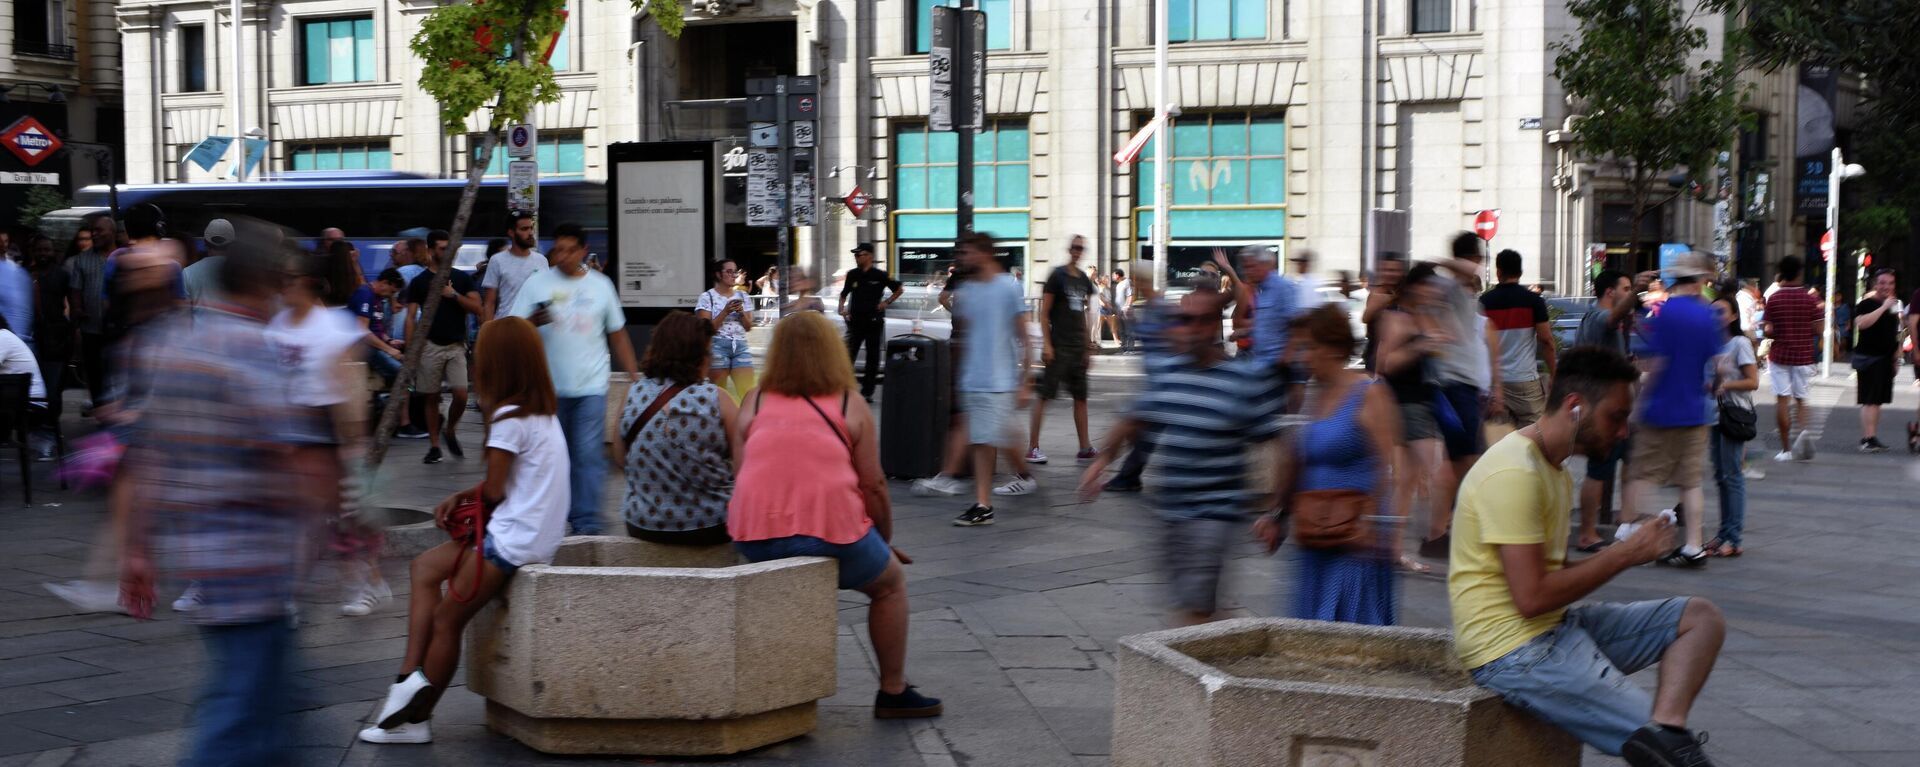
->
[1263, 304, 1405, 625]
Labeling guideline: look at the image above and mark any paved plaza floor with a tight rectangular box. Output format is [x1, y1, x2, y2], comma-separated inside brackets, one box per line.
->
[1, 367, 1917, 766]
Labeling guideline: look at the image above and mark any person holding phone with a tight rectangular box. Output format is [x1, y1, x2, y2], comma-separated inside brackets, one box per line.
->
[696, 260, 757, 395]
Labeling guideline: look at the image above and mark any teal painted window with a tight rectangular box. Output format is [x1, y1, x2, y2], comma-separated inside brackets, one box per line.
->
[893, 121, 1030, 210]
[301, 17, 375, 85]
[1138, 112, 1286, 207]
[477, 132, 586, 177]
[290, 142, 392, 171]
[547, 18, 571, 72]
[912, 0, 1012, 54]
[1166, 0, 1265, 42]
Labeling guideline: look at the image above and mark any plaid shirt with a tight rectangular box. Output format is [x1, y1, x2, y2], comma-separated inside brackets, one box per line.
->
[1764, 286, 1820, 366]
[128, 306, 305, 625]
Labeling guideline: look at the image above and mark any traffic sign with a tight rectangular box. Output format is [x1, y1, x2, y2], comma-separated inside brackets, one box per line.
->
[788, 95, 817, 120]
[1474, 209, 1500, 241]
[506, 123, 536, 158]
[1820, 229, 1835, 261]
[0, 117, 62, 168]
[507, 160, 538, 213]
[843, 185, 870, 218]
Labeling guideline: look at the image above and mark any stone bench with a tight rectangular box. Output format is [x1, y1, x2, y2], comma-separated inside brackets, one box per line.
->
[1113, 618, 1581, 767]
[465, 536, 838, 756]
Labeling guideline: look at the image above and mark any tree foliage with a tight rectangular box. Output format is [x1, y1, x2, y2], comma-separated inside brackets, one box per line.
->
[411, 0, 566, 133]
[1552, 0, 1748, 256]
[15, 187, 69, 229]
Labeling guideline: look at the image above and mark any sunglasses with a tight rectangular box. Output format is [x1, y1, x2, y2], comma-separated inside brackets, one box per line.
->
[1069, 245, 1085, 253]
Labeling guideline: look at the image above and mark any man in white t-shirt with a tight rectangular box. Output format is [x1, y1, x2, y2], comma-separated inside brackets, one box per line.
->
[483, 212, 547, 323]
[510, 222, 638, 535]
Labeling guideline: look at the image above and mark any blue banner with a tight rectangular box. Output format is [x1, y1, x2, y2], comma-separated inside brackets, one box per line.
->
[186, 136, 233, 172]
[243, 138, 269, 177]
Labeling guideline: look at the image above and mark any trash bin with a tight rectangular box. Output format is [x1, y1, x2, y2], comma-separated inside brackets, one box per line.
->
[880, 334, 950, 478]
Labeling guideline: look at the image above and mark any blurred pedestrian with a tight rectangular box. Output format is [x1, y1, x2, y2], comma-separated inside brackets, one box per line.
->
[68, 212, 116, 410]
[1360, 253, 1407, 372]
[1028, 235, 1096, 465]
[360, 316, 569, 745]
[1101, 269, 1167, 493]
[730, 312, 942, 718]
[838, 242, 902, 401]
[1239, 244, 1297, 369]
[482, 212, 546, 323]
[1261, 305, 1401, 624]
[182, 219, 234, 306]
[403, 231, 481, 464]
[1082, 289, 1284, 625]
[1112, 268, 1135, 352]
[949, 232, 1037, 525]
[1761, 256, 1820, 461]
[118, 241, 311, 766]
[1369, 262, 1450, 573]
[1573, 269, 1648, 551]
[622, 311, 733, 544]
[1481, 249, 1556, 429]
[1707, 295, 1757, 558]
[1422, 232, 1499, 560]
[0, 233, 34, 344]
[1627, 253, 1721, 568]
[25, 233, 69, 445]
[1852, 269, 1898, 452]
[697, 260, 756, 397]
[511, 222, 638, 535]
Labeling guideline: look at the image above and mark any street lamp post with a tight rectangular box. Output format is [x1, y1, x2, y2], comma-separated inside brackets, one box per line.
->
[1822, 146, 1866, 378]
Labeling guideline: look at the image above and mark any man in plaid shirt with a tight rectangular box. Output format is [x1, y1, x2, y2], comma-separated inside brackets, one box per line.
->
[1761, 256, 1821, 461]
[119, 241, 309, 767]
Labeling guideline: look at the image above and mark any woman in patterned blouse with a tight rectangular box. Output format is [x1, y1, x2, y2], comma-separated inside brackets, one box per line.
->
[621, 311, 737, 545]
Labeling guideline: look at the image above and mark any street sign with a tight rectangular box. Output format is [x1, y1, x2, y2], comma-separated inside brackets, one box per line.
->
[966, 9, 987, 132]
[789, 149, 816, 226]
[1473, 209, 1500, 241]
[929, 5, 956, 131]
[0, 117, 62, 168]
[746, 148, 783, 227]
[0, 172, 58, 185]
[1820, 229, 1835, 262]
[507, 160, 539, 213]
[746, 95, 777, 122]
[506, 123, 537, 158]
[748, 122, 779, 148]
[787, 76, 818, 94]
[792, 120, 815, 148]
[843, 185, 870, 217]
[787, 95, 817, 120]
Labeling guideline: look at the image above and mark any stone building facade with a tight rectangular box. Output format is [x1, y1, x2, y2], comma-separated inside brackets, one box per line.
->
[2, 0, 122, 222]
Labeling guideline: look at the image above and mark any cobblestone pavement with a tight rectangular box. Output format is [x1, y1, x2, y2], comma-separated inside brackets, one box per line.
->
[1, 367, 1917, 766]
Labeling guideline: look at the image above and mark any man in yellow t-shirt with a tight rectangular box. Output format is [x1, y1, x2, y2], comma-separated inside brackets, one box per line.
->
[1449, 347, 1727, 766]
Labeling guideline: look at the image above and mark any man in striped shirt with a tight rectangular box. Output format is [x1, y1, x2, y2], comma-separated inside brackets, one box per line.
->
[1481, 250, 1556, 428]
[1760, 256, 1820, 460]
[1081, 288, 1285, 625]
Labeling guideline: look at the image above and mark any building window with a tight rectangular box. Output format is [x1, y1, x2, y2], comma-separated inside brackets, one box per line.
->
[1167, 0, 1266, 43]
[1134, 112, 1287, 270]
[475, 132, 586, 177]
[14, 0, 74, 58]
[911, 0, 1011, 54]
[891, 121, 1031, 284]
[301, 17, 376, 85]
[179, 25, 208, 93]
[289, 141, 392, 171]
[1411, 0, 1451, 34]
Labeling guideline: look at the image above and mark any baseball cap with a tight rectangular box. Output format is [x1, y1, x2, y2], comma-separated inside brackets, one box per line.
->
[204, 219, 235, 248]
[850, 242, 874, 254]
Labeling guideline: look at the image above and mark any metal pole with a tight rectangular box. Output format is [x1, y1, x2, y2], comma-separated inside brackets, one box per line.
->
[777, 75, 790, 316]
[954, 1, 975, 242]
[230, 0, 247, 181]
[1822, 146, 1840, 378]
[1152, 0, 1169, 290]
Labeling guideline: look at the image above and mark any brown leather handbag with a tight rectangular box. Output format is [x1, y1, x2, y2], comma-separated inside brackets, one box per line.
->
[1288, 489, 1374, 550]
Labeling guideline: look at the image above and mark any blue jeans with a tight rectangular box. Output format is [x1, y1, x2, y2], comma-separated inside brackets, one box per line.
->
[1710, 427, 1746, 546]
[183, 618, 296, 767]
[735, 527, 892, 590]
[368, 349, 401, 382]
[557, 394, 607, 535]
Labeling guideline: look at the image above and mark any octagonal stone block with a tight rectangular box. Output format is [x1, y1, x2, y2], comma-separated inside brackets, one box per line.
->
[1113, 618, 1581, 767]
[466, 536, 838, 755]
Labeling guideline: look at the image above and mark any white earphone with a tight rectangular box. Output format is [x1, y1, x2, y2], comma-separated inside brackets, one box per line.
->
[1571, 405, 1584, 424]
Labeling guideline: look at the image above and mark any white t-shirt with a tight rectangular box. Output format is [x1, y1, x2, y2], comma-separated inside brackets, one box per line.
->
[267, 307, 364, 407]
[485, 406, 570, 566]
[0, 329, 44, 399]
[697, 288, 754, 339]
[509, 268, 625, 398]
[481, 249, 547, 318]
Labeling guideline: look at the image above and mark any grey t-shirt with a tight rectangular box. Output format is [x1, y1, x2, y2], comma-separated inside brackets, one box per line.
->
[481, 249, 547, 317]
[1576, 306, 1629, 357]
[1431, 274, 1484, 387]
[1715, 335, 1757, 412]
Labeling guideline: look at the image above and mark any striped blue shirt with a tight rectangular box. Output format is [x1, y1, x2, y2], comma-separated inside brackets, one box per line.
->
[1134, 353, 1286, 521]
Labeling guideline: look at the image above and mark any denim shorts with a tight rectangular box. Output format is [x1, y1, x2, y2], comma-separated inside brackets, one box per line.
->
[734, 527, 892, 590]
[1435, 382, 1486, 459]
[481, 538, 520, 576]
[1470, 598, 1690, 756]
[710, 336, 753, 370]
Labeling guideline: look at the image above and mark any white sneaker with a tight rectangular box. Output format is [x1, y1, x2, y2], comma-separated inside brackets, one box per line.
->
[375, 670, 434, 729]
[43, 580, 128, 614]
[340, 587, 390, 617]
[911, 474, 967, 497]
[1025, 448, 1049, 464]
[358, 721, 432, 744]
[992, 475, 1038, 496]
[1743, 467, 1766, 481]
[1772, 450, 1793, 462]
[172, 584, 204, 613]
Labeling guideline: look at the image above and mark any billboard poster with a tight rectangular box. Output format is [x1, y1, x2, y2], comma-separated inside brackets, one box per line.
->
[613, 158, 707, 308]
[1794, 64, 1838, 216]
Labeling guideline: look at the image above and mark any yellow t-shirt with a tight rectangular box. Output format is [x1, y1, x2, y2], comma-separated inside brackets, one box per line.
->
[1448, 431, 1573, 669]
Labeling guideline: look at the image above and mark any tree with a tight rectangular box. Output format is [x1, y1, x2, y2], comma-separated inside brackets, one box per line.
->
[15, 187, 70, 229]
[365, 0, 682, 471]
[1552, 0, 1748, 266]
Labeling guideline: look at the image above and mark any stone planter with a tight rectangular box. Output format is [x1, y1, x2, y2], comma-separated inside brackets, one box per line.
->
[466, 536, 838, 756]
[373, 507, 438, 559]
[1113, 618, 1581, 767]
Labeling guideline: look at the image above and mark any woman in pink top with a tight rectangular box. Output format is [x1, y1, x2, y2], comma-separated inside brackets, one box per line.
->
[730, 312, 941, 719]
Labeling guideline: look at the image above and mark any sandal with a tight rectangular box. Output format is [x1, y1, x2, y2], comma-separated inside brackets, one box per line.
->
[1712, 544, 1744, 558]
[1397, 555, 1432, 574]
[1575, 539, 1613, 553]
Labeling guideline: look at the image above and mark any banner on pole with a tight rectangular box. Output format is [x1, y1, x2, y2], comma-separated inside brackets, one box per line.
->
[186, 136, 234, 172]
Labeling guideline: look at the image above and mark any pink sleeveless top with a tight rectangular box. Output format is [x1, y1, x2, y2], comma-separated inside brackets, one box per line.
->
[727, 392, 871, 545]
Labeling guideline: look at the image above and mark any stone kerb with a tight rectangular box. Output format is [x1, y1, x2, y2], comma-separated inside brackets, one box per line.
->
[467, 536, 838, 755]
[1112, 618, 1581, 767]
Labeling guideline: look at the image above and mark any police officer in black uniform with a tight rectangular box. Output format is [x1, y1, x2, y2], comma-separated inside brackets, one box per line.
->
[838, 243, 904, 400]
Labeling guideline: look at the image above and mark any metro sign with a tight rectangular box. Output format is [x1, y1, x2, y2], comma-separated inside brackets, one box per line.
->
[0, 117, 61, 168]
[843, 185, 870, 217]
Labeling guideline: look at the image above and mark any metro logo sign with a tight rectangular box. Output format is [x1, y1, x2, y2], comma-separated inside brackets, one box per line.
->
[0, 117, 61, 168]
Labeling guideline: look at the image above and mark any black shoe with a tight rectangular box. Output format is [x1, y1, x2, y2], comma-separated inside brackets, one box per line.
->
[1622, 724, 1715, 767]
[1103, 477, 1143, 492]
[1655, 547, 1708, 569]
[423, 447, 443, 465]
[395, 425, 429, 440]
[953, 504, 995, 527]
[1418, 534, 1451, 560]
[1860, 437, 1890, 453]
[444, 430, 463, 459]
[873, 686, 943, 719]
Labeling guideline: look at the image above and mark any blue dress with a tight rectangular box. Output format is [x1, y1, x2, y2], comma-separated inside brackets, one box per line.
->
[1290, 382, 1397, 626]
